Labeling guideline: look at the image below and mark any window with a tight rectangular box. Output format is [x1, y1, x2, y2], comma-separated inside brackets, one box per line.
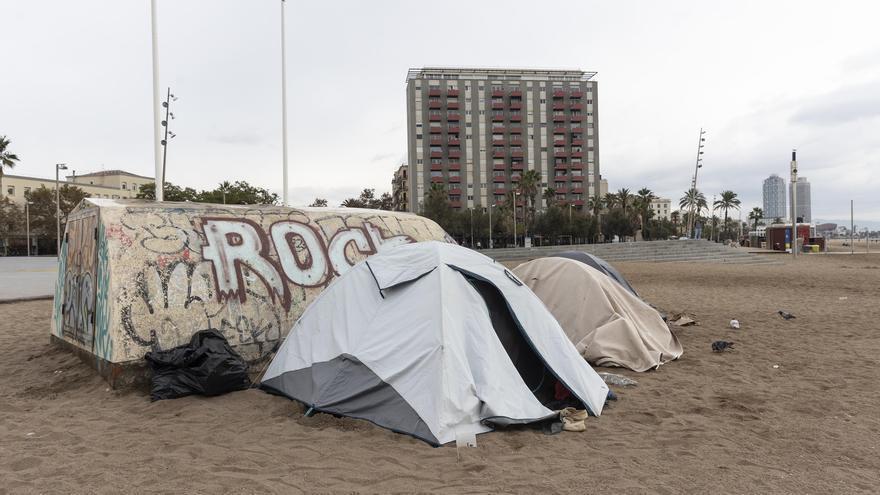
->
[24, 186, 31, 195]
[416, 134, 423, 139]
[122, 182, 127, 190]
[430, 171, 443, 178]
[466, 134, 472, 140]
[555, 182, 566, 189]
[467, 195, 474, 200]
[6, 186, 13, 195]
[449, 170, 461, 178]
[540, 99, 546, 104]
[112, 194, 120, 199]
[416, 159, 423, 164]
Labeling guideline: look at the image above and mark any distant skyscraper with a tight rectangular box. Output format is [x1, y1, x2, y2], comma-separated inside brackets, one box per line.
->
[790, 177, 811, 223]
[762, 174, 786, 221]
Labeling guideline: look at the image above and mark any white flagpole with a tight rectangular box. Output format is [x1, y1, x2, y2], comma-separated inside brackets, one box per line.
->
[150, 0, 164, 201]
[281, 0, 289, 206]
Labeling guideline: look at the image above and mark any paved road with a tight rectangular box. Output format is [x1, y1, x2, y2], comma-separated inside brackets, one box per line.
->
[0, 257, 57, 301]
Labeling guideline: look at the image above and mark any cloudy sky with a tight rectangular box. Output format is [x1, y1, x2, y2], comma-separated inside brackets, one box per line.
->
[3, 0, 879, 224]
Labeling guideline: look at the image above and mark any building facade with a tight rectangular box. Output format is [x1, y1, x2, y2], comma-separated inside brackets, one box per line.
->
[649, 197, 672, 221]
[790, 177, 811, 223]
[762, 174, 786, 221]
[2, 169, 152, 205]
[391, 163, 408, 211]
[406, 67, 599, 213]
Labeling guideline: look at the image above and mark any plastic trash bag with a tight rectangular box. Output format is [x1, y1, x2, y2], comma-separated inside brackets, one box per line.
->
[144, 329, 250, 401]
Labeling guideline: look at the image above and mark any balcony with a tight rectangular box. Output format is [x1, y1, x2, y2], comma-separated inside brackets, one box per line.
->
[447, 112, 461, 121]
[428, 88, 441, 96]
[430, 151, 444, 159]
[571, 138, 584, 146]
[447, 89, 460, 97]
[571, 187, 584, 194]
[509, 126, 523, 134]
[553, 127, 567, 134]
[553, 90, 565, 98]
[428, 100, 441, 109]
[429, 126, 442, 134]
[554, 175, 568, 182]
[571, 126, 584, 133]
[493, 187, 507, 195]
[569, 114, 583, 123]
[449, 187, 462, 194]
[511, 162, 525, 170]
[448, 162, 461, 170]
[509, 137, 524, 145]
[449, 200, 462, 209]
[570, 103, 583, 111]
[570, 162, 584, 170]
[572, 199, 585, 207]
[491, 89, 505, 97]
[446, 102, 460, 110]
[447, 125, 461, 134]
[510, 151, 524, 158]
[555, 163, 569, 170]
[510, 90, 522, 97]
[448, 150, 461, 158]
[493, 151, 506, 158]
[493, 175, 506, 183]
[570, 152, 584, 158]
[491, 102, 505, 110]
[554, 139, 566, 146]
[448, 137, 461, 146]
[491, 125, 506, 133]
[570, 174, 584, 182]
[553, 114, 566, 122]
[554, 151, 568, 158]
[510, 174, 521, 182]
[509, 101, 522, 110]
[448, 175, 461, 183]
[555, 187, 569, 194]
[431, 176, 444, 183]
[430, 164, 443, 171]
[492, 114, 505, 122]
[492, 139, 506, 146]
[493, 162, 506, 170]
[429, 114, 441, 121]
[570, 90, 584, 98]
[553, 103, 565, 111]
[509, 114, 522, 122]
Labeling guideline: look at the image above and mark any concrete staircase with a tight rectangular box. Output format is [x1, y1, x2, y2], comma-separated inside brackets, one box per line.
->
[478, 239, 781, 265]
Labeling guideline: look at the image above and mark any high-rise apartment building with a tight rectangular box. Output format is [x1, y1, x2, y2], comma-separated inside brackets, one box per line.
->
[762, 174, 786, 221]
[405, 67, 599, 213]
[790, 177, 811, 223]
[391, 163, 408, 212]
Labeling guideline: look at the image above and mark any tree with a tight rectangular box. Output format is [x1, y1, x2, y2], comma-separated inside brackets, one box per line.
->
[25, 184, 90, 249]
[0, 198, 22, 255]
[542, 187, 556, 208]
[713, 190, 741, 241]
[602, 207, 635, 241]
[340, 188, 392, 210]
[136, 182, 199, 202]
[616, 188, 632, 216]
[679, 188, 707, 235]
[309, 198, 328, 207]
[199, 181, 278, 205]
[748, 207, 763, 233]
[633, 187, 656, 230]
[421, 184, 455, 232]
[0, 136, 21, 198]
[217, 181, 233, 204]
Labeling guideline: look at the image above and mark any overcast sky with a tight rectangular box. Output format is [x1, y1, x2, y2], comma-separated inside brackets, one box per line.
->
[3, 0, 879, 224]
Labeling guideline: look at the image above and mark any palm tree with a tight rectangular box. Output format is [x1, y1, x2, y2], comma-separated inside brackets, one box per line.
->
[0, 136, 21, 198]
[670, 210, 681, 235]
[588, 195, 605, 242]
[748, 207, 763, 233]
[218, 181, 232, 204]
[517, 169, 541, 234]
[679, 188, 707, 236]
[616, 188, 632, 216]
[542, 187, 557, 208]
[713, 190, 741, 241]
[634, 187, 656, 229]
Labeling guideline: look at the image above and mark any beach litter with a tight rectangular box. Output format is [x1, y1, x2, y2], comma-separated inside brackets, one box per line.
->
[772, 365, 780, 369]
[599, 372, 638, 387]
[778, 310, 796, 320]
[669, 312, 699, 326]
[712, 340, 735, 352]
[729, 319, 740, 329]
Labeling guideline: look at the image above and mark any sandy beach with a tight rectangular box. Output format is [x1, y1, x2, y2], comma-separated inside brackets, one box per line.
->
[2, 253, 879, 494]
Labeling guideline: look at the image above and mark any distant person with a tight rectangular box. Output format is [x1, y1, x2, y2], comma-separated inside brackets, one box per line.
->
[694, 221, 703, 239]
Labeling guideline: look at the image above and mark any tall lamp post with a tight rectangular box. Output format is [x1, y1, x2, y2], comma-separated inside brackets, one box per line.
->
[469, 208, 474, 248]
[512, 191, 518, 248]
[25, 201, 32, 257]
[280, 0, 289, 206]
[790, 149, 798, 258]
[55, 163, 68, 255]
[488, 203, 495, 249]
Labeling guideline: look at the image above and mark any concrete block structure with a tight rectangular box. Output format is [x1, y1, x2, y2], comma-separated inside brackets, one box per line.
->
[51, 199, 450, 387]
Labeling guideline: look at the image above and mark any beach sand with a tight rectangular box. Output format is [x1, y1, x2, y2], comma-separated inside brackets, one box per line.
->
[2, 254, 879, 494]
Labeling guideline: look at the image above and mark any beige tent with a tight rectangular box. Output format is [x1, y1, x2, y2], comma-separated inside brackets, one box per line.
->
[513, 257, 682, 372]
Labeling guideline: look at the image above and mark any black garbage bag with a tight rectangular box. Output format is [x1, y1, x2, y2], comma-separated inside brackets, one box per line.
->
[144, 329, 250, 401]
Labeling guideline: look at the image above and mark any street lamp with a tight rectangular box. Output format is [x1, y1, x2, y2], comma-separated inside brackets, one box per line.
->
[469, 208, 474, 248]
[687, 129, 707, 238]
[512, 191, 518, 248]
[55, 163, 68, 255]
[488, 203, 496, 249]
[25, 201, 33, 257]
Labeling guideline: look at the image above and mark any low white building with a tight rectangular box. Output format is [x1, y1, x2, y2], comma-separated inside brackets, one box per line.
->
[650, 197, 672, 221]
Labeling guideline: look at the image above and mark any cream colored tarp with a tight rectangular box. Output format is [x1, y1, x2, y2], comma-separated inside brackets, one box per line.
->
[513, 257, 682, 372]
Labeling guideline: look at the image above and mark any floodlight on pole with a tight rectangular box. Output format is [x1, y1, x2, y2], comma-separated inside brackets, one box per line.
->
[687, 128, 707, 238]
[55, 163, 68, 254]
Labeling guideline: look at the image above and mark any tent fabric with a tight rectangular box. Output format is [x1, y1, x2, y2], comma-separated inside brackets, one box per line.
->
[513, 257, 682, 372]
[261, 241, 608, 446]
[554, 251, 640, 297]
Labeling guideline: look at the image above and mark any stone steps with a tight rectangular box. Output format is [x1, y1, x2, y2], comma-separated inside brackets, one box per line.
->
[477, 239, 781, 265]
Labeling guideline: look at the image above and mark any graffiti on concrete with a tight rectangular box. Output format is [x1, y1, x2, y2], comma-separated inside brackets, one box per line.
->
[200, 218, 413, 310]
[54, 201, 448, 365]
[60, 212, 98, 347]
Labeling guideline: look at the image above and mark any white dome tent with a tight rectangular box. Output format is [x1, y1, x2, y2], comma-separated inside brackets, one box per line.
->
[261, 242, 609, 446]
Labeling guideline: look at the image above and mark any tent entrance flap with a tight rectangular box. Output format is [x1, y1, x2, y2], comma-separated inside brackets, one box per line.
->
[463, 275, 559, 405]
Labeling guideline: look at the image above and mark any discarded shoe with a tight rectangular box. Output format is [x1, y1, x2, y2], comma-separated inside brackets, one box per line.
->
[712, 340, 735, 352]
